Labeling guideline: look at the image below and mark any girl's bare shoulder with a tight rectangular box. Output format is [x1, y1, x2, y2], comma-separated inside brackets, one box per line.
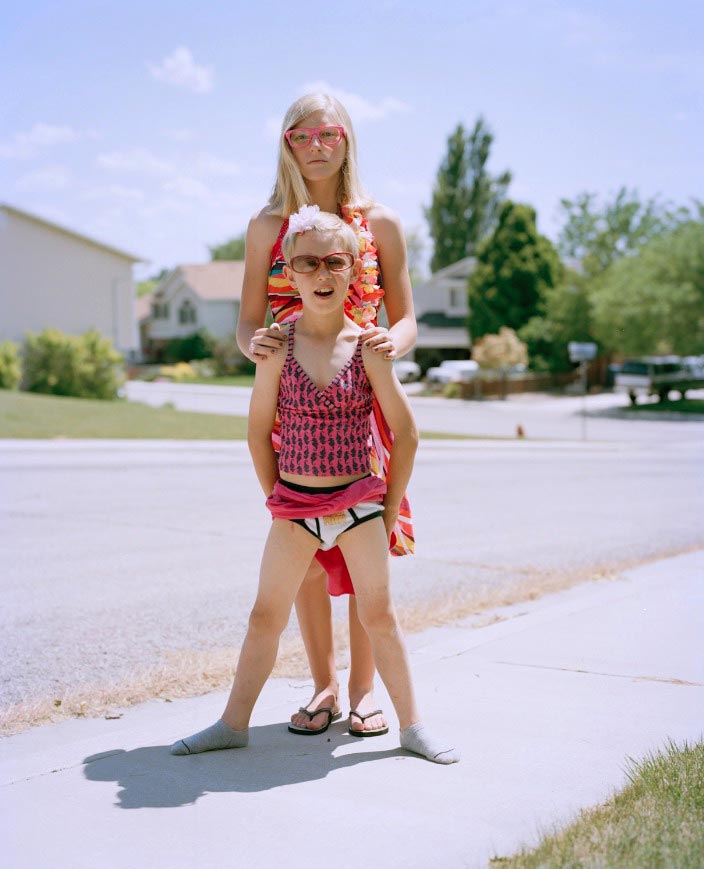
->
[363, 202, 404, 246]
[247, 206, 286, 244]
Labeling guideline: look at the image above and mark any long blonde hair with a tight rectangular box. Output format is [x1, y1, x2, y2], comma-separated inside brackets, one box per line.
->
[268, 93, 372, 217]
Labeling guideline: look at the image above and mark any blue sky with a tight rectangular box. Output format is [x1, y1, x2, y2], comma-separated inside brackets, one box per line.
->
[2, 0, 701, 279]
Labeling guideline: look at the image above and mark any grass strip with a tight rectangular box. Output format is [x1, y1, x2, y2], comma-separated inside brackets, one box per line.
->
[491, 739, 704, 868]
[0, 390, 249, 439]
[624, 398, 704, 414]
[0, 390, 488, 440]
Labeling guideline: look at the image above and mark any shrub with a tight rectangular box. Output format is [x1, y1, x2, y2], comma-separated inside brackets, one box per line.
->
[0, 341, 21, 390]
[472, 327, 528, 370]
[163, 329, 215, 363]
[158, 362, 197, 382]
[23, 328, 124, 400]
[212, 336, 246, 375]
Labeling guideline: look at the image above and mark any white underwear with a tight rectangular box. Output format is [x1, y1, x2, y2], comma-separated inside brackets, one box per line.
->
[292, 501, 384, 550]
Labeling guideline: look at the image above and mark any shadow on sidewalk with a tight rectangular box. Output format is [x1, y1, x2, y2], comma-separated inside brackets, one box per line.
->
[83, 722, 404, 808]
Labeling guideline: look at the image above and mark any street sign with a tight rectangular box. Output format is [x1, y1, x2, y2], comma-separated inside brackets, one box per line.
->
[568, 341, 597, 362]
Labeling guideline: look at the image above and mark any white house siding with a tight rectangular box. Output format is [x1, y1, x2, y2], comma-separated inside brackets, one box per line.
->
[149, 283, 197, 340]
[200, 300, 238, 340]
[0, 207, 139, 356]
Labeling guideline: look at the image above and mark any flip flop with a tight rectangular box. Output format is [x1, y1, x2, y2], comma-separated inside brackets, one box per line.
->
[348, 708, 389, 737]
[288, 706, 342, 735]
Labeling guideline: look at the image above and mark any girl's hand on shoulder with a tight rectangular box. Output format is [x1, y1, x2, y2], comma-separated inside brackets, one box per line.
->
[250, 323, 285, 362]
[361, 324, 396, 360]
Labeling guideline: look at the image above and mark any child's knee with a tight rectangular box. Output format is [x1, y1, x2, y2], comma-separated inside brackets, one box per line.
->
[357, 603, 399, 637]
[248, 600, 287, 636]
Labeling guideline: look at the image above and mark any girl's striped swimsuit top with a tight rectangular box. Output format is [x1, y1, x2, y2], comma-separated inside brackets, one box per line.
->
[277, 323, 374, 477]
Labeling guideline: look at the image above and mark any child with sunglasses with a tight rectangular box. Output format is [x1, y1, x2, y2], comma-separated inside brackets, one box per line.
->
[171, 208, 459, 765]
[236, 93, 417, 739]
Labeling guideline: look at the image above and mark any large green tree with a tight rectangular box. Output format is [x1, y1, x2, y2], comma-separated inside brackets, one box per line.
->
[209, 234, 246, 261]
[426, 117, 511, 272]
[557, 187, 689, 279]
[468, 201, 562, 341]
[519, 275, 593, 371]
[589, 217, 704, 356]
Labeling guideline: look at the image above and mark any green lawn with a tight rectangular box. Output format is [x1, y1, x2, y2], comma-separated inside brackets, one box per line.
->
[625, 398, 704, 415]
[0, 390, 249, 439]
[491, 739, 704, 867]
[166, 374, 256, 387]
[0, 390, 483, 440]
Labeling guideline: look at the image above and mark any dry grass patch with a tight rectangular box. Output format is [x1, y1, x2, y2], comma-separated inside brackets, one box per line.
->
[3, 543, 701, 737]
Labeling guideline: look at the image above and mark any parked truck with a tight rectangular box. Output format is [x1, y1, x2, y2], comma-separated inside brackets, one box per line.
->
[615, 356, 704, 404]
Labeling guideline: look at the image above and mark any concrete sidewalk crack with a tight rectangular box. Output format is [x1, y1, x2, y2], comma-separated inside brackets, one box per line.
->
[493, 660, 703, 686]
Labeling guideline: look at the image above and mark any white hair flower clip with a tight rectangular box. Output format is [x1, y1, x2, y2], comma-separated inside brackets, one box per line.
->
[289, 204, 320, 234]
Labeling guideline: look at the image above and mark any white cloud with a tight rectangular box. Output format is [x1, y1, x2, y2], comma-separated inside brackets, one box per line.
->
[16, 165, 72, 191]
[148, 47, 214, 94]
[298, 82, 412, 122]
[195, 154, 240, 177]
[0, 123, 99, 158]
[162, 176, 212, 199]
[82, 185, 146, 202]
[97, 148, 175, 175]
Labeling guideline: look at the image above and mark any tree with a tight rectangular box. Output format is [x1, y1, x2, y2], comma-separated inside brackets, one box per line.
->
[472, 327, 527, 370]
[468, 201, 562, 342]
[136, 267, 169, 298]
[404, 226, 426, 287]
[519, 274, 593, 372]
[425, 117, 511, 272]
[209, 234, 246, 261]
[589, 217, 704, 356]
[557, 187, 690, 279]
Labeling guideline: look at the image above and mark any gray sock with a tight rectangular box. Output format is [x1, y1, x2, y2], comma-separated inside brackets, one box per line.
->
[170, 719, 249, 755]
[400, 722, 460, 764]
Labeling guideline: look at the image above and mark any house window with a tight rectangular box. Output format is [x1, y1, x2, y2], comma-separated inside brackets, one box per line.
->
[179, 299, 197, 324]
[449, 288, 459, 308]
[151, 302, 170, 319]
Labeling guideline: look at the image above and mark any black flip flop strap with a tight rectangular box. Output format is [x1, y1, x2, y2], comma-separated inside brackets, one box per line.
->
[350, 709, 383, 721]
[298, 706, 334, 721]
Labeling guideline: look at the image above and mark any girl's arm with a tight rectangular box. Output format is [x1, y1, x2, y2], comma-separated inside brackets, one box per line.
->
[236, 211, 286, 362]
[247, 340, 285, 496]
[361, 345, 419, 537]
[365, 205, 418, 359]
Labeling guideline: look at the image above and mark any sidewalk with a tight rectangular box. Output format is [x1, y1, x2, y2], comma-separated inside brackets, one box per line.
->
[2, 550, 702, 869]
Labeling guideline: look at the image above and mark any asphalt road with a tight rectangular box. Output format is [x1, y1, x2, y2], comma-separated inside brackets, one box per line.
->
[2, 423, 703, 716]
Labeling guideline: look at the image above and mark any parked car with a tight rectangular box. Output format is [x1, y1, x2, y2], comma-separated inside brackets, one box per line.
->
[614, 356, 692, 403]
[426, 359, 479, 384]
[392, 360, 421, 383]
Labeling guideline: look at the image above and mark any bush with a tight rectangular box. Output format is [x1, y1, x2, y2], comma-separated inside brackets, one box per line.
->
[23, 328, 124, 400]
[0, 341, 21, 390]
[212, 336, 246, 375]
[157, 362, 197, 382]
[163, 329, 215, 363]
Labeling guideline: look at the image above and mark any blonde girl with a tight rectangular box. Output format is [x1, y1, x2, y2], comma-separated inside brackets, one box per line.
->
[236, 94, 417, 737]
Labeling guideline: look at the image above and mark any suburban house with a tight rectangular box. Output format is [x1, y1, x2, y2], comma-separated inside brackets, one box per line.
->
[410, 256, 475, 365]
[0, 203, 143, 360]
[143, 262, 245, 359]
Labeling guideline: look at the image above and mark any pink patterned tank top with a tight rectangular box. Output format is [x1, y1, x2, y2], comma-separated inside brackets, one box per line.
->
[278, 322, 373, 477]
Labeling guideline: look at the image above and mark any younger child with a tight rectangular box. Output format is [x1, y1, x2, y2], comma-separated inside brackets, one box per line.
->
[171, 207, 459, 764]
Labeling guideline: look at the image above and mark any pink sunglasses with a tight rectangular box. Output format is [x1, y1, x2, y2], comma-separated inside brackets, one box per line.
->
[285, 125, 347, 149]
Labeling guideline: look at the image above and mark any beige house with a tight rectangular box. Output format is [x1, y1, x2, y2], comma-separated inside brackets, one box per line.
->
[411, 257, 475, 360]
[144, 262, 245, 358]
[0, 203, 143, 360]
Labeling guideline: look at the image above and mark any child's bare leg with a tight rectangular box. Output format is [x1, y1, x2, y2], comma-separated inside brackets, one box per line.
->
[290, 561, 340, 731]
[336, 519, 460, 764]
[348, 596, 387, 734]
[171, 521, 319, 755]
